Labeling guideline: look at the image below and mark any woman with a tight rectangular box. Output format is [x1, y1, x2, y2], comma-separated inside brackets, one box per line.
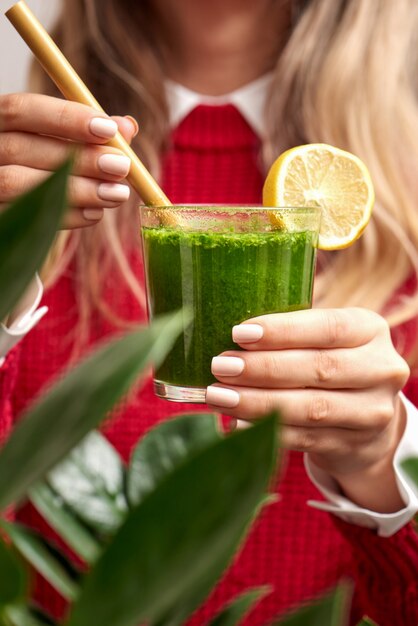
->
[1, 0, 418, 623]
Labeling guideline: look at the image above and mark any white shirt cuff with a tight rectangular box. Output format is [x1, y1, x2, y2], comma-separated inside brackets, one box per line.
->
[0, 275, 47, 366]
[304, 392, 418, 537]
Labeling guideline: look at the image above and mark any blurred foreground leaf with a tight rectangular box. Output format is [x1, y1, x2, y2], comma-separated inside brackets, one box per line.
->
[128, 412, 220, 506]
[29, 483, 100, 565]
[401, 458, 418, 488]
[0, 539, 27, 607]
[0, 311, 186, 510]
[0, 159, 71, 322]
[0, 522, 79, 602]
[274, 584, 351, 626]
[207, 587, 271, 626]
[67, 415, 278, 626]
[2, 604, 55, 626]
[47, 431, 127, 535]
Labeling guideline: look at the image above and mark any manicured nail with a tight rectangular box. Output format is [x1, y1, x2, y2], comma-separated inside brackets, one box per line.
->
[232, 324, 264, 343]
[98, 183, 130, 202]
[206, 386, 240, 408]
[98, 154, 131, 177]
[125, 115, 139, 137]
[211, 356, 245, 377]
[90, 117, 118, 139]
[83, 209, 104, 221]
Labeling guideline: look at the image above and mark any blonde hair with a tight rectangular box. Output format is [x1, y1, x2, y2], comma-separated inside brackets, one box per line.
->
[32, 0, 418, 361]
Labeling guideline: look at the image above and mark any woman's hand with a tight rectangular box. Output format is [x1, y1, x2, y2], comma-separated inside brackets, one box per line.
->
[206, 308, 410, 513]
[0, 93, 138, 228]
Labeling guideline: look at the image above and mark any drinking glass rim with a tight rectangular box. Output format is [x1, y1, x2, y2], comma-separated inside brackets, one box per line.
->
[139, 204, 321, 214]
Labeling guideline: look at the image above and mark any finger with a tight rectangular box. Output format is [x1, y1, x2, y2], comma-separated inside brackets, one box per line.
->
[111, 115, 138, 144]
[280, 424, 375, 456]
[206, 387, 384, 458]
[231, 308, 388, 351]
[0, 165, 130, 207]
[229, 418, 238, 431]
[3, 202, 105, 228]
[0, 133, 131, 181]
[205, 383, 393, 428]
[211, 345, 397, 390]
[206, 384, 376, 454]
[63, 208, 104, 229]
[230, 387, 392, 430]
[0, 93, 118, 144]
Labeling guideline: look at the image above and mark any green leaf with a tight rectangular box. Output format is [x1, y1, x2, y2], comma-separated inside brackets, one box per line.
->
[128, 412, 221, 506]
[0, 159, 71, 322]
[67, 415, 278, 626]
[28, 482, 100, 565]
[356, 619, 377, 626]
[1, 605, 55, 626]
[0, 310, 186, 509]
[0, 522, 79, 602]
[207, 587, 271, 626]
[273, 584, 351, 626]
[401, 457, 418, 488]
[47, 431, 127, 535]
[0, 539, 27, 607]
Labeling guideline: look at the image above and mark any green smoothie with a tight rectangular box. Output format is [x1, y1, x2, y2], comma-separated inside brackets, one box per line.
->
[142, 226, 317, 388]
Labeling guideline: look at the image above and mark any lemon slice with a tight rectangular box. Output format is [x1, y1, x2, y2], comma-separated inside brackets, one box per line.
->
[262, 143, 375, 250]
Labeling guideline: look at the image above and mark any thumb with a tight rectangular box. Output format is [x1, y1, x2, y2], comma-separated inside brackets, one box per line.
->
[111, 115, 139, 144]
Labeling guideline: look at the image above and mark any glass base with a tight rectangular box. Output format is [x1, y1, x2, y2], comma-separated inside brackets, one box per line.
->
[154, 380, 207, 403]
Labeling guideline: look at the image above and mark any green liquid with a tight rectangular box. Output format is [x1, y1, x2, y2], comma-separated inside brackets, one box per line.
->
[142, 228, 317, 387]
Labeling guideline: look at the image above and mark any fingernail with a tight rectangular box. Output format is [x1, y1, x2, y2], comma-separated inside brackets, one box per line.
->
[90, 117, 118, 139]
[98, 154, 131, 177]
[236, 420, 252, 430]
[232, 324, 264, 343]
[211, 356, 245, 377]
[206, 386, 240, 408]
[125, 115, 139, 137]
[98, 183, 130, 202]
[83, 208, 104, 221]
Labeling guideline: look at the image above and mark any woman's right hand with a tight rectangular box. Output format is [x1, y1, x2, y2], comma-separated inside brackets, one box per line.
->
[0, 93, 138, 228]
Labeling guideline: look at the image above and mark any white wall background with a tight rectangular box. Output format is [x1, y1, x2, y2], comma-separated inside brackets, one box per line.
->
[0, 0, 62, 93]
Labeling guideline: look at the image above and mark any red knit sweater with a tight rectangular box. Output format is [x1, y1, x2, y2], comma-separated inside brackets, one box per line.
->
[2, 105, 418, 625]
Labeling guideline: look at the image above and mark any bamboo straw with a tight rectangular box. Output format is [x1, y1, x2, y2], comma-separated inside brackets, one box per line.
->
[5, 0, 172, 211]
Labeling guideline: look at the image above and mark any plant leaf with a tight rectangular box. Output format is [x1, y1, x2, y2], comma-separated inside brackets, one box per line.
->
[207, 586, 271, 626]
[1, 604, 55, 626]
[0, 522, 79, 602]
[0, 310, 187, 510]
[67, 415, 278, 626]
[47, 431, 127, 535]
[28, 482, 100, 565]
[0, 159, 71, 322]
[401, 458, 418, 488]
[273, 584, 351, 626]
[128, 412, 220, 506]
[0, 539, 27, 607]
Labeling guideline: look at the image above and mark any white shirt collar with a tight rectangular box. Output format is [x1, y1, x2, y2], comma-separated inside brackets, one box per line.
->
[165, 73, 273, 139]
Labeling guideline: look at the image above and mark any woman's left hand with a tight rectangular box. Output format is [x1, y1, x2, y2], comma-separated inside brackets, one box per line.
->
[206, 308, 410, 512]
